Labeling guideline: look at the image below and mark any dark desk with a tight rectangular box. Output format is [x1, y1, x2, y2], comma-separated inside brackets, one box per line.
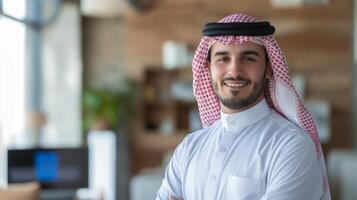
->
[40, 189, 77, 200]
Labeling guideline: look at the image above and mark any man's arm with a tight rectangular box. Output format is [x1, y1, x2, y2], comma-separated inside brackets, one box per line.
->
[261, 132, 325, 200]
[156, 138, 187, 200]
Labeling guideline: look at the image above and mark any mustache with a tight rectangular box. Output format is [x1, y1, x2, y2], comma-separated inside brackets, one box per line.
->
[221, 75, 252, 84]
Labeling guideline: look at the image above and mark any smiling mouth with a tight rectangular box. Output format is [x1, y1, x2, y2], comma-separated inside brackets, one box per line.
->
[223, 80, 249, 89]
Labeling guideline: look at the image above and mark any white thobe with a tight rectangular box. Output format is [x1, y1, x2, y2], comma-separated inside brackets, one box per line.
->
[156, 99, 327, 200]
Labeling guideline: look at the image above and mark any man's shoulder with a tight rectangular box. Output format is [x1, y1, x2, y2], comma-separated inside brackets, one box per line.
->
[264, 111, 311, 143]
[180, 120, 220, 149]
[185, 124, 215, 141]
[267, 111, 304, 132]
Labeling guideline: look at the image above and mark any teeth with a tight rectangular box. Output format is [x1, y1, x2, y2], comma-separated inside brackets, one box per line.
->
[224, 82, 247, 87]
[226, 83, 244, 87]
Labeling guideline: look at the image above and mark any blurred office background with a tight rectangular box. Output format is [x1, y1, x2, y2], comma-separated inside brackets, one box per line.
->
[0, 0, 356, 199]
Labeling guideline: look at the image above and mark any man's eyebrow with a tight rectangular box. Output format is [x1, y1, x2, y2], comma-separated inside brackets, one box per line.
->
[212, 50, 261, 57]
[213, 51, 229, 57]
[241, 50, 261, 57]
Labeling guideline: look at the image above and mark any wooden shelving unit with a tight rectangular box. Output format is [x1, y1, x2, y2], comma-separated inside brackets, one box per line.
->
[131, 67, 200, 174]
[140, 67, 198, 135]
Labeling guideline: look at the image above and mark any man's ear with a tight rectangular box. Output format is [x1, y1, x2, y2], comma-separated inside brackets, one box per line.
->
[207, 61, 211, 72]
[265, 62, 272, 80]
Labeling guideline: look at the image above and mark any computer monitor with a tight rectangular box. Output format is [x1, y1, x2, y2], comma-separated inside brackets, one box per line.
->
[7, 147, 88, 190]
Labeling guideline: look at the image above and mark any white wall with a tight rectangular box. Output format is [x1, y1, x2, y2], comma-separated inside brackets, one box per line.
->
[41, 1, 83, 147]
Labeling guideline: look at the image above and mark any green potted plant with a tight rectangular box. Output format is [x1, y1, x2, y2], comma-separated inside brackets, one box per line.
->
[82, 80, 138, 132]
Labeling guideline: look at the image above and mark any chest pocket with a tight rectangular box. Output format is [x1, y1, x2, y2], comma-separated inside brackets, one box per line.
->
[226, 176, 261, 200]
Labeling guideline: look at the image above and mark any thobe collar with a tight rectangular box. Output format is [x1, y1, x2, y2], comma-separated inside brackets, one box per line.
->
[221, 98, 270, 132]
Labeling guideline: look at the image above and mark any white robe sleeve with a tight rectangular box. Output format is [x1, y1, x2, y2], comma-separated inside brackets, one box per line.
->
[261, 131, 324, 200]
[156, 137, 187, 200]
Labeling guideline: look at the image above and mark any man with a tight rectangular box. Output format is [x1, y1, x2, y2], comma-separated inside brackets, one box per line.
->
[156, 13, 331, 200]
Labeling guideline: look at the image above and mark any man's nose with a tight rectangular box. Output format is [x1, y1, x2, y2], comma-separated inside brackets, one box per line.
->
[227, 59, 242, 77]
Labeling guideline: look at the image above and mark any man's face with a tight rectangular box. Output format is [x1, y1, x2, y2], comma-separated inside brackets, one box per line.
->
[208, 41, 271, 114]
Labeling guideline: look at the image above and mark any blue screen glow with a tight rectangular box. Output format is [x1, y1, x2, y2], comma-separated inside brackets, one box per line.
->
[35, 151, 59, 182]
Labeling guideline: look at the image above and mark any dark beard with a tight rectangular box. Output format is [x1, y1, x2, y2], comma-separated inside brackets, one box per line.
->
[213, 75, 266, 110]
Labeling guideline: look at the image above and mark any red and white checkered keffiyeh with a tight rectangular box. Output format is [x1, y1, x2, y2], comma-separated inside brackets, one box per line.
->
[192, 13, 330, 197]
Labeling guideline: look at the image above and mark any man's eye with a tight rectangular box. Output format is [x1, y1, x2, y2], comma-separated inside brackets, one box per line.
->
[217, 57, 230, 62]
[244, 57, 256, 62]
